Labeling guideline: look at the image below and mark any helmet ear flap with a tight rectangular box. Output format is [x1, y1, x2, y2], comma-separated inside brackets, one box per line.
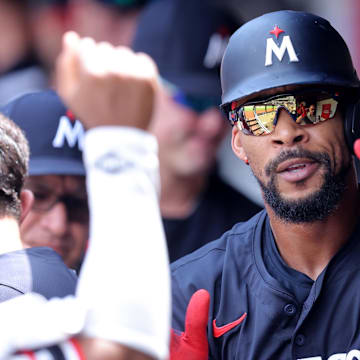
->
[344, 100, 360, 154]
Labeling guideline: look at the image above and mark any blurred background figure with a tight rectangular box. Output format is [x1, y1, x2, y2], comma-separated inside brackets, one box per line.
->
[132, 0, 262, 262]
[0, 0, 47, 106]
[1, 90, 89, 272]
[27, 0, 151, 85]
[0, 112, 77, 302]
[68, 0, 148, 45]
[26, 0, 70, 86]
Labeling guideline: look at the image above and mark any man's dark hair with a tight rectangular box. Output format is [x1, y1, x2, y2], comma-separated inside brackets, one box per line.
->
[0, 113, 29, 220]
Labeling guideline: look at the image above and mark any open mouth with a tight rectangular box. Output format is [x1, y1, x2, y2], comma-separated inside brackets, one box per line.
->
[277, 158, 319, 182]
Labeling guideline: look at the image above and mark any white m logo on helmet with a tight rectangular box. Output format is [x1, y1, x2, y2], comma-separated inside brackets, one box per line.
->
[265, 35, 299, 66]
[52, 116, 84, 150]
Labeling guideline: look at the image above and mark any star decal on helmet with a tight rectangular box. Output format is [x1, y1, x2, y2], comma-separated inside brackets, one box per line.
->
[265, 25, 298, 66]
[269, 25, 284, 39]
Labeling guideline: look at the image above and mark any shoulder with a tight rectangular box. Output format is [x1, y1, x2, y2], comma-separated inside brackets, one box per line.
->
[25, 247, 78, 292]
[0, 248, 77, 301]
[171, 210, 266, 329]
[171, 211, 262, 277]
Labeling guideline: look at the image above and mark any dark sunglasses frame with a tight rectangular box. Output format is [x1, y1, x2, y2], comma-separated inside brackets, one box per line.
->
[32, 193, 89, 223]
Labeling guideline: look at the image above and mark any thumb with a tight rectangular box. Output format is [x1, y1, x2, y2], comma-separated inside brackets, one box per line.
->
[354, 139, 360, 160]
[184, 289, 210, 345]
[55, 31, 81, 104]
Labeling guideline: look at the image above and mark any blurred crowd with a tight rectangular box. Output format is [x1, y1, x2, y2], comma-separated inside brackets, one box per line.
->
[0, 0, 150, 105]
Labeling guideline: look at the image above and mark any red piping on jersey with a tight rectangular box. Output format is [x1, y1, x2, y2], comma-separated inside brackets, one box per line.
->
[69, 338, 86, 360]
[213, 312, 247, 338]
[18, 350, 36, 360]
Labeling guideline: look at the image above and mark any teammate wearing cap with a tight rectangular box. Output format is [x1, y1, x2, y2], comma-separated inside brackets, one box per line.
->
[132, 0, 261, 262]
[1, 91, 89, 271]
[0, 112, 77, 302]
[171, 10, 360, 359]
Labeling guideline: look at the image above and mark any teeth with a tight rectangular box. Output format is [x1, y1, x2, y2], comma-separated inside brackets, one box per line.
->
[287, 164, 306, 171]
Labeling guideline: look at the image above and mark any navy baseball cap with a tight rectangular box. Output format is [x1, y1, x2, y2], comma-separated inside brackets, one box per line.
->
[0, 90, 85, 176]
[132, 0, 241, 98]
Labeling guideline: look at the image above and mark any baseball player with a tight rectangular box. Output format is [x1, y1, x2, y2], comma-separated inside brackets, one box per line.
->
[0, 32, 170, 360]
[170, 10, 360, 360]
[0, 112, 77, 302]
[1, 90, 89, 272]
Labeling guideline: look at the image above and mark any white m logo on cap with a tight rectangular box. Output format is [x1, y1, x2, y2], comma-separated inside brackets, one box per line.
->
[52, 116, 84, 150]
[265, 35, 299, 66]
[203, 32, 230, 68]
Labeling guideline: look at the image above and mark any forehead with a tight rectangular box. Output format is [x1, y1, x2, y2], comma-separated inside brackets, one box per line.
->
[25, 175, 86, 194]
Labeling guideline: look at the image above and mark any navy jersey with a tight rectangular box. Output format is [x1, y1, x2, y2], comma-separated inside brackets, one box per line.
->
[163, 170, 262, 262]
[0, 247, 77, 302]
[171, 210, 360, 360]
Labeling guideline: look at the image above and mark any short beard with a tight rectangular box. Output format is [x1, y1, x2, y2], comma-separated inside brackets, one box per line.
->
[255, 148, 350, 223]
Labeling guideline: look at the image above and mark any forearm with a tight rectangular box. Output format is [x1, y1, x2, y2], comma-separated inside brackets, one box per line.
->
[3, 128, 170, 360]
[76, 127, 170, 360]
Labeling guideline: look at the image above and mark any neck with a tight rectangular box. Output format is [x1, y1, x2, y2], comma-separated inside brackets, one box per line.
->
[159, 167, 208, 219]
[267, 170, 360, 280]
[0, 217, 22, 255]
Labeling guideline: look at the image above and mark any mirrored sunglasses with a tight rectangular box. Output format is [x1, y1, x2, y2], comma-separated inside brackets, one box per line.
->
[160, 78, 221, 113]
[172, 92, 221, 113]
[227, 90, 341, 136]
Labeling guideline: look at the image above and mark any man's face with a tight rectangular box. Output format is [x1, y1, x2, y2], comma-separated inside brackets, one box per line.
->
[150, 86, 227, 177]
[309, 104, 316, 116]
[232, 96, 352, 223]
[20, 175, 89, 269]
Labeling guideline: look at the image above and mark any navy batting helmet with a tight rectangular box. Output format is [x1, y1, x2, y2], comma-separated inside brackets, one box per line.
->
[220, 10, 360, 109]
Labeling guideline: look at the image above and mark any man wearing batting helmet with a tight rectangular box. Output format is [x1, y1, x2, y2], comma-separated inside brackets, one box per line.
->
[171, 10, 360, 360]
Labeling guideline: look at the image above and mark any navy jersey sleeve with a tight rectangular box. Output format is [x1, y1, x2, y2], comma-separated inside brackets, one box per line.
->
[0, 285, 23, 302]
[171, 236, 229, 332]
[0, 247, 77, 303]
[29, 247, 78, 299]
[171, 272, 189, 331]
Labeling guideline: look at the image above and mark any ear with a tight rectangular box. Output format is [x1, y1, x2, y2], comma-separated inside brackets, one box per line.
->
[19, 189, 34, 224]
[231, 124, 248, 162]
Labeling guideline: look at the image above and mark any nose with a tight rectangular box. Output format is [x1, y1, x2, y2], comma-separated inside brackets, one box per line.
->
[41, 202, 69, 236]
[197, 107, 227, 138]
[271, 108, 310, 147]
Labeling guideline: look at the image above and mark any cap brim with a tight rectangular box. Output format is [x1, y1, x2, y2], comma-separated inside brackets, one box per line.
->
[221, 70, 360, 107]
[29, 158, 85, 176]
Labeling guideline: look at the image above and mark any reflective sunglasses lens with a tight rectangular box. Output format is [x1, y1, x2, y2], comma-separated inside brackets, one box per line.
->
[161, 77, 220, 113]
[295, 96, 338, 124]
[174, 92, 220, 113]
[233, 92, 339, 136]
[240, 105, 277, 136]
[240, 96, 297, 136]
